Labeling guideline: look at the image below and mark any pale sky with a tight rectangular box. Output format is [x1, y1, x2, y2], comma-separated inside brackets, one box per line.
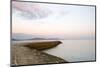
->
[12, 1, 95, 39]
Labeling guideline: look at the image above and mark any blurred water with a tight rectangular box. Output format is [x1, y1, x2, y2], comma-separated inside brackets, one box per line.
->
[43, 40, 95, 62]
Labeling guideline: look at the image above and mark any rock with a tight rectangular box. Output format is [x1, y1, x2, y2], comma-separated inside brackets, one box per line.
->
[11, 45, 68, 66]
[15, 41, 62, 50]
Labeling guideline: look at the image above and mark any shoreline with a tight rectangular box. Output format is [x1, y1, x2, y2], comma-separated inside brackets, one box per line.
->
[11, 41, 68, 65]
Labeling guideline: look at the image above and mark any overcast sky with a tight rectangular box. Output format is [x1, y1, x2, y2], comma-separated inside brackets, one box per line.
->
[12, 1, 95, 39]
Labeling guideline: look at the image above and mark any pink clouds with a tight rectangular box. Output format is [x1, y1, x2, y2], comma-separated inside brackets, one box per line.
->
[12, 1, 51, 19]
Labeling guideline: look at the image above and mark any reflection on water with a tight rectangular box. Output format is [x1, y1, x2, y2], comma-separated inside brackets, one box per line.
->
[12, 40, 95, 62]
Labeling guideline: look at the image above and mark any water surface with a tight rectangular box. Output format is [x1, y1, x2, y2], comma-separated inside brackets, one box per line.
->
[43, 40, 95, 62]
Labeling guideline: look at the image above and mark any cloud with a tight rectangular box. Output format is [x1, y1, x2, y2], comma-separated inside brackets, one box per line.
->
[12, 1, 52, 20]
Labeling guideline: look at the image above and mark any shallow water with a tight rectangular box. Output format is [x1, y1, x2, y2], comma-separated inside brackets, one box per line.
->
[12, 40, 95, 62]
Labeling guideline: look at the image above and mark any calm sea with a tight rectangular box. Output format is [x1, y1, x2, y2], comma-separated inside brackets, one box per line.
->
[43, 40, 95, 62]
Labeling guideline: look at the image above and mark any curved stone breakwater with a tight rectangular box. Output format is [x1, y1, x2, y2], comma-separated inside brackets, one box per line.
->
[11, 41, 68, 66]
